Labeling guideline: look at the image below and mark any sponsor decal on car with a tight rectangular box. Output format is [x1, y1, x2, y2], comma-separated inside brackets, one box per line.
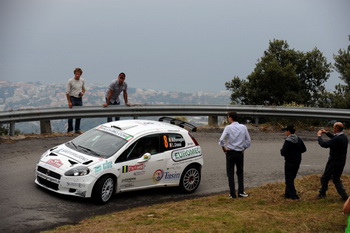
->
[94, 161, 113, 173]
[133, 171, 146, 176]
[122, 164, 144, 173]
[167, 166, 182, 171]
[164, 171, 181, 180]
[163, 135, 185, 148]
[66, 182, 86, 188]
[153, 169, 164, 183]
[171, 146, 201, 162]
[169, 137, 184, 142]
[46, 159, 63, 168]
[122, 177, 136, 183]
[96, 125, 133, 141]
[163, 135, 169, 148]
[135, 121, 155, 126]
[37, 172, 60, 184]
[58, 148, 90, 162]
[121, 177, 137, 188]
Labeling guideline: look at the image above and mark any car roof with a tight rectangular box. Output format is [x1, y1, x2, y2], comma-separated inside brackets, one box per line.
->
[101, 119, 187, 137]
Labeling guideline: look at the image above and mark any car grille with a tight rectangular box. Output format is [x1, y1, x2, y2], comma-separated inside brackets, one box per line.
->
[37, 166, 61, 190]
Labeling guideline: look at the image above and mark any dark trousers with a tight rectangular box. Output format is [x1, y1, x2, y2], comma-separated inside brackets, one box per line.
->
[319, 160, 348, 198]
[226, 151, 244, 197]
[106, 99, 120, 122]
[68, 97, 82, 132]
[284, 161, 300, 198]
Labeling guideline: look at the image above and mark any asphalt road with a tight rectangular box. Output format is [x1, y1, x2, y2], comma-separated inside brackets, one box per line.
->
[1, 130, 350, 233]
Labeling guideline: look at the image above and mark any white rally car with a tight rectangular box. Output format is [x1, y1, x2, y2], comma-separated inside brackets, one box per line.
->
[35, 117, 203, 204]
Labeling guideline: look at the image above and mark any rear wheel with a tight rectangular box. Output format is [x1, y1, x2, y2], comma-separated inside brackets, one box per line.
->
[92, 175, 115, 204]
[179, 165, 201, 193]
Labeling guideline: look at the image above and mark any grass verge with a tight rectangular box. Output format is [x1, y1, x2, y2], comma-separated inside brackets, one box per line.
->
[42, 174, 350, 233]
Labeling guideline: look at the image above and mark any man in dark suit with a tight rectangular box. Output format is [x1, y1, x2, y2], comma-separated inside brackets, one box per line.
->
[317, 122, 348, 201]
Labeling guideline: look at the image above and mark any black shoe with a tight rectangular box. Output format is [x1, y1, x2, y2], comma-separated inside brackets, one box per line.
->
[342, 196, 349, 201]
[75, 131, 82, 134]
[318, 193, 326, 199]
[238, 192, 249, 198]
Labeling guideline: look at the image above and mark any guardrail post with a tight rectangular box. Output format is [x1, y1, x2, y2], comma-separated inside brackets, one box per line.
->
[255, 117, 259, 124]
[208, 116, 218, 126]
[40, 120, 52, 134]
[9, 122, 15, 136]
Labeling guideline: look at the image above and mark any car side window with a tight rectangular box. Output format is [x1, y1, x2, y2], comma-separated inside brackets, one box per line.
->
[116, 135, 161, 163]
[161, 133, 185, 151]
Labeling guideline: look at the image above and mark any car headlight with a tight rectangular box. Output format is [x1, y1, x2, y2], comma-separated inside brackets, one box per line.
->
[64, 166, 90, 176]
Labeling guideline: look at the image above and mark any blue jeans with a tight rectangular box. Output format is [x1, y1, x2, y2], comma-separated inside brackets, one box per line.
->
[106, 99, 120, 122]
[68, 97, 82, 132]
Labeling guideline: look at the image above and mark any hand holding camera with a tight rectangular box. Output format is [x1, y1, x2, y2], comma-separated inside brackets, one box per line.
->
[317, 128, 327, 137]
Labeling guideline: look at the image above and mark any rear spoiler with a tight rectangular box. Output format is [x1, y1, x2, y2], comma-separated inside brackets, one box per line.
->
[158, 117, 197, 132]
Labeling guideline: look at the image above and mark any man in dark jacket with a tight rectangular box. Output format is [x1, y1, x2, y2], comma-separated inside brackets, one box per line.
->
[317, 122, 348, 201]
[280, 124, 307, 200]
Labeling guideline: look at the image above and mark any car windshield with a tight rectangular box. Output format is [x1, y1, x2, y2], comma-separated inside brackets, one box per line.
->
[65, 128, 128, 158]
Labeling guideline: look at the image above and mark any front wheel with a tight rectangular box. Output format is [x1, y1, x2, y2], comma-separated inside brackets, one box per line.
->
[179, 165, 201, 193]
[92, 175, 115, 204]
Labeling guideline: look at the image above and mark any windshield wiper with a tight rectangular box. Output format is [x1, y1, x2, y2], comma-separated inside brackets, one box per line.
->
[69, 141, 77, 148]
[78, 145, 100, 157]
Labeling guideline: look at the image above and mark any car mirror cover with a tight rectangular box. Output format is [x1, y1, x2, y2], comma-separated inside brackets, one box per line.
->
[137, 153, 151, 163]
[143, 153, 151, 160]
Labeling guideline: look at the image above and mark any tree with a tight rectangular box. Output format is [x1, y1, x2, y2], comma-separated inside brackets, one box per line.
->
[225, 39, 332, 106]
[331, 35, 350, 109]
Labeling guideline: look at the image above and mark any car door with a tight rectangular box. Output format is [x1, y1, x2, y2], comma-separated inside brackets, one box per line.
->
[158, 133, 186, 185]
[115, 134, 166, 191]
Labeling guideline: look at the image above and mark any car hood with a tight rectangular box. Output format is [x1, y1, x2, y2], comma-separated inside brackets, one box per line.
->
[40, 144, 102, 171]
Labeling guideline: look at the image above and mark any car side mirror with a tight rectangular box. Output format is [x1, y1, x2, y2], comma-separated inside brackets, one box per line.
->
[138, 153, 151, 163]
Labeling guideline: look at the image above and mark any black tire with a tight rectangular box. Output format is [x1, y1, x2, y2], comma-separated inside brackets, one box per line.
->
[92, 175, 115, 204]
[179, 165, 201, 193]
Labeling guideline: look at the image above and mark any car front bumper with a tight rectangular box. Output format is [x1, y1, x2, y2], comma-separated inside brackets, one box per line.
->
[35, 165, 95, 198]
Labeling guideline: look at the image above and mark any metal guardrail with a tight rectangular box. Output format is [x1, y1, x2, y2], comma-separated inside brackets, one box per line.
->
[0, 105, 349, 136]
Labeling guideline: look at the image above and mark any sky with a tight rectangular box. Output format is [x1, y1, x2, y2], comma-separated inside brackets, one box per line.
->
[0, 0, 349, 92]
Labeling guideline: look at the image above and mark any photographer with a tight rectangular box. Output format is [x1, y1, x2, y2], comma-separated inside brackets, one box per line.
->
[317, 122, 348, 201]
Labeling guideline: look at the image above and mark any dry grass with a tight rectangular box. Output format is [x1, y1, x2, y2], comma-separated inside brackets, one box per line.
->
[42, 174, 350, 233]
